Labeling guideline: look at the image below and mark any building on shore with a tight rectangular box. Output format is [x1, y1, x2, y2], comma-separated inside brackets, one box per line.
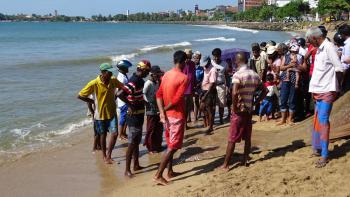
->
[238, 0, 265, 12]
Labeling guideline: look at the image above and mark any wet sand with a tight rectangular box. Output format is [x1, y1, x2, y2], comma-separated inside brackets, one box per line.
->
[1, 92, 350, 197]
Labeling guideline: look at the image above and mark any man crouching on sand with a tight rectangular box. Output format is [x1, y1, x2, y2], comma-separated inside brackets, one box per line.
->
[219, 53, 266, 170]
[78, 63, 124, 164]
[153, 50, 188, 185]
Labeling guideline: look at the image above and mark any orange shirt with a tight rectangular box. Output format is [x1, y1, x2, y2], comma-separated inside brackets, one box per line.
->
[156, 67, 188, 119]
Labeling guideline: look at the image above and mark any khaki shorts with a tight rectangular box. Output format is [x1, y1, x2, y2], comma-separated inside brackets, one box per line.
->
[216, 84, 227, 108]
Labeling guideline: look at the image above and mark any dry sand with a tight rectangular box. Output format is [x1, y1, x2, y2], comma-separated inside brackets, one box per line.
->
[1, 92, 350, 197]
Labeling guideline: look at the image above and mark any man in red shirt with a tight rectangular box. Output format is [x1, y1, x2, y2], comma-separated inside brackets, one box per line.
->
[153, 50, 188, 186]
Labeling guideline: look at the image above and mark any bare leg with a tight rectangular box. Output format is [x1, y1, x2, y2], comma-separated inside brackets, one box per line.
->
[106, 132, 118, 164]
[125, 143, 136, 177]
[100, 132, 108, 163]
[154, 149, 177, 186]
[194, 96, 200, 121]
[120, 124, 128, 140]
[93, 134, 101, 152]
[133, 145, 144, 171]
[243, 139, 251, 166]
[219, 107, 224, 124]
[219, 142, 235, 171]
[276, 111, 287, 125]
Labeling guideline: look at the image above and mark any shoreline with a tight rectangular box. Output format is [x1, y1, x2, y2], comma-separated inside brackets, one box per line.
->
[4, 20, 346, 32]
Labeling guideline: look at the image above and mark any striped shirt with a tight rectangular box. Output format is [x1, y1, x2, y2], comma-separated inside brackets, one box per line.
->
[124, 73, 145, 114]
[232, 65, 261, 113]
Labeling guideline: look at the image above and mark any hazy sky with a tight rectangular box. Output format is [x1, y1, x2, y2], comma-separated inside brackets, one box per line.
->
[1, 0, 238, 17]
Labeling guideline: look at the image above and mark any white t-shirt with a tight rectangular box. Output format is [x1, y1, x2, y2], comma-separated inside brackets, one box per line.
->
[299, 47, 307, 57]
[211, 60, 227, 85]
[116, 72, 128, 107]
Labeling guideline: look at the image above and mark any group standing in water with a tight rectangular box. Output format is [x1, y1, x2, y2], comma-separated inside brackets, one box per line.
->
[77, 25, 350, 185]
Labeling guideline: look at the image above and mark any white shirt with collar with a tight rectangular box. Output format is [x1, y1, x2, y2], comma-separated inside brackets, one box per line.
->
[309, 39, 345, 94]
[341, 37, 350, 70]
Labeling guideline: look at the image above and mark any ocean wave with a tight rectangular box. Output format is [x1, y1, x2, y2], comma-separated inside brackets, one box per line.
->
[194, 37, 236, 42]
[194, 25, 259, 34]
[139, 41, 192, 52]
[110, 53, 139, 63]
[50, 118, 92, 136]
[110, 41, 192, 63]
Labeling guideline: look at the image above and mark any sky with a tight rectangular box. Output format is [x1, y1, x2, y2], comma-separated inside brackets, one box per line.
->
[1, 0, 238, 17]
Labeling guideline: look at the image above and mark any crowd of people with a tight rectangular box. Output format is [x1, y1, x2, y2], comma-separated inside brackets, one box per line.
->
[77, 24, 350, 185]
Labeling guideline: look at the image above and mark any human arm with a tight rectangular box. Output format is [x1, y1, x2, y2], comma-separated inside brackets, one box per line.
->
[77, 80, 95, 104]
[156, 83, 167, 123]
[328, 44, 345, 87]
[142, 81, 150, 103]
[231, 83, 239, 113]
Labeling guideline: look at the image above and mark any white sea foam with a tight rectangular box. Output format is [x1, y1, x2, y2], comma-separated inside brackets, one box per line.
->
[110, 41, 192, 63]
[50, 118, 92, 136]
[194, 37, 236, 42]
[140, 41, 192, 52]
[110, 53, 138, 63]
[194, 25, 259, 34]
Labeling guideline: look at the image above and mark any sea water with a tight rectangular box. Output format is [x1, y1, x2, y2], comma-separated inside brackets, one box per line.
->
[0, 22, 292, 157]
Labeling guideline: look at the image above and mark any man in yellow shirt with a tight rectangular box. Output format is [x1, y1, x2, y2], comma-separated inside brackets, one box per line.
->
[78, 63, 124, 164]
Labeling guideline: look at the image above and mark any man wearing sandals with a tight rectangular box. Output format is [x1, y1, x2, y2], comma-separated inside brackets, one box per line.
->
[306, 27, 344, 168]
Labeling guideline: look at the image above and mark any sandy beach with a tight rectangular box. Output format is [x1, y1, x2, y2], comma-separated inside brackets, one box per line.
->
[0, 92, 349, 197]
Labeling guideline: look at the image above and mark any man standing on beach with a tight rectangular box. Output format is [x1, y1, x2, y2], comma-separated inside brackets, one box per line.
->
[219, 53, 266, 170]
[153, 50, 188, 186]
[117, 60, 151, 177]
[183, 49, 196, 128]
[143, 65, 163, 153]
[305, 27, 344, 168]
[200, 56, 217, 135]
[78, 63, 124, 164]
[193, 51, 204, 121]
[211, 48, 227, 124]
[116, 60, 132, 141]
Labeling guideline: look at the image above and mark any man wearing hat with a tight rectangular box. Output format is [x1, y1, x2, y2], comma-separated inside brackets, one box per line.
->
[78, 63, 125, 164]
[116, 60, 133, 141]
[117, 60, 151, 177]
[200, 55, 217, 135]
[143, 65, 163, 153]
[250, 43, 267, 81]
[183, 49, 196, 128]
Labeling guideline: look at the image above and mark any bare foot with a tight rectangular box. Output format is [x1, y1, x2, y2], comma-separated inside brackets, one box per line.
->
[204, 128, 213, 135]
[276, 121, 286, 126]
[167, 171, 182, 179]
[133, 165, 145, 171]
[104, 158, 114, 164]
[216, 165, 230, 172]
[124, 171, 134, 178]
[119, 135, 128, 141]
[153, 176, 169, 186]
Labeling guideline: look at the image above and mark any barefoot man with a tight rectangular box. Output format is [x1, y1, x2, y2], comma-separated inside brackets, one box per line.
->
[78, 63, 124, 164]
[153, 50, 188, 185]
[219, 53, 266, 170]
[117, 60, 151, 177]
[305, 27, 344, 168]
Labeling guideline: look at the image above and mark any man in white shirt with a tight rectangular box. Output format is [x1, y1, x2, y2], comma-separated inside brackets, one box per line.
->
[305, 27, 344, 168]
[211, 48, 227, 124]
[338, 24, 350, 94]
[116, 60, 132, 140]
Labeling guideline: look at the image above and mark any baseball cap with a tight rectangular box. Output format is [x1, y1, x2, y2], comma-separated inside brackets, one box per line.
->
[184, 49, 193, 55]
[150, 65, 162, 74]
[99, 63, 115, 73]
[200, 56, 211, 67]
[194, 51, 201, 56]
[116, 60, 132, 69]
[137, 60, 151, 70]
[267, 46, 277, 55]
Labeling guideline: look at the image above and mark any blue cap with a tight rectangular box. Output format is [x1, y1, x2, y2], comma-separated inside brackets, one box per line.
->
[116, 60, 132, 69]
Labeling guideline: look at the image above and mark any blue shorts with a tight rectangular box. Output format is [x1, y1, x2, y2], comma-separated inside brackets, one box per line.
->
[118, 105, 128, 125]
[94, 116, 118, 135]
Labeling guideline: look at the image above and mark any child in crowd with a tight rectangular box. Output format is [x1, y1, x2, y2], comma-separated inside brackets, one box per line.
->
[259, 74, 279, 122]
